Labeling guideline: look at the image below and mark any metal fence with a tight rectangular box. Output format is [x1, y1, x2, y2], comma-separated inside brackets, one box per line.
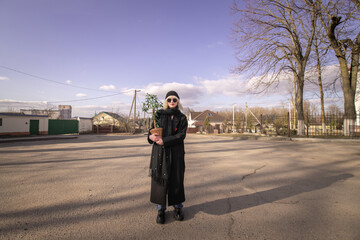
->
[259, 113, 360, 138]
[48, 119, 79, 135]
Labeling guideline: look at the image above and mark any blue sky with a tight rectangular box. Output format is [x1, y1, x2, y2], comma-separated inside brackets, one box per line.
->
[0, 0, 344, 117]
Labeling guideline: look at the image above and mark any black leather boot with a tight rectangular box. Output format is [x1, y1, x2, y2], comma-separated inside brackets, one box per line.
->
[156, 209, 165, 224]
[174, 208, 184, 221]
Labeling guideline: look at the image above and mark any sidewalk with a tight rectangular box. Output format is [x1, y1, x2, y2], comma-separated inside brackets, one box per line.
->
[0, 134, 78, 143]
[196, 133, 360, 143]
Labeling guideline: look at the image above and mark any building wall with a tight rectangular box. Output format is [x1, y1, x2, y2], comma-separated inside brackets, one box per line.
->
[92, 112, 127, 133]
[78, 118, 93, 133]
[59, 105, 72, 119]
[0, 116, 48, 135]
[93, 113, 119, 126]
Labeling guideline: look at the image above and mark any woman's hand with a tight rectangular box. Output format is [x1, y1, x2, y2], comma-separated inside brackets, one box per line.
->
[149, 133, 164, 145]
[149, 134, 160, 142]
[156, 138, 164, 146]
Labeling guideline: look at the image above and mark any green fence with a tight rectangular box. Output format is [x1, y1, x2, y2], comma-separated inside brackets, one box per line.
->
[48, 119, 78, 135]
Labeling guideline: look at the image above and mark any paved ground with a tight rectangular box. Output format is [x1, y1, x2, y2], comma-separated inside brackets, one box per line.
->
[0, 134, 359, 240]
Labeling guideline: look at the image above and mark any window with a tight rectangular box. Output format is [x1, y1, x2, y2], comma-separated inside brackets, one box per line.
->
[0, 118, 2, 126]
[208, 113, 212, 117]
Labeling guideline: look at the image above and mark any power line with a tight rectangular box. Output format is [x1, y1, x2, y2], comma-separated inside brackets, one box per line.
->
[48, 92, 125, 103]
[0, 64, 120, 93]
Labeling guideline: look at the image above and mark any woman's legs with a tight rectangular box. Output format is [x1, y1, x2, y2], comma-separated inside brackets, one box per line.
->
[173, 203, 183, 209]
[157, 205, 166, 211]
[156, 203, 182, 211]
[156, 205, 166, 224]
[173, 203, 184, 221]
[156, 203, 183, 224]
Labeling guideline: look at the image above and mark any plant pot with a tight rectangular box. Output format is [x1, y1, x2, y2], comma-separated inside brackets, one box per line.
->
[150, 127, 163, 137]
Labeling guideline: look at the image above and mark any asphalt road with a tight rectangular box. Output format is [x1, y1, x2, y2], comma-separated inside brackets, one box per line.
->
[0, 134, 359, 240]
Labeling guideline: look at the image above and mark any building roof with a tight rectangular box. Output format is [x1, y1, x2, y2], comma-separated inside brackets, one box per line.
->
[191, 110, 225, 122]
[95, 112, 126, 120]
[0, 112, 48, 117]
[190, 112, 202, 118]
[73, 116, 93, 120]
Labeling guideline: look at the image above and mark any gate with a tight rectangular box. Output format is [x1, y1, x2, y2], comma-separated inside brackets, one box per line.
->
[48, 119, 78, 135]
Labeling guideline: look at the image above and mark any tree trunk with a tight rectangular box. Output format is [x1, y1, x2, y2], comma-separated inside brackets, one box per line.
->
[296, 69, 305, 136]
[339, 57, 357, 136]
[315, 35, 326, 134]
[293, 77, 297, 130]
[322, 15, 359, 136]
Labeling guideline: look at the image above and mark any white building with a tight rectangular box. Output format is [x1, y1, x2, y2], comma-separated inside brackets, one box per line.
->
[187, 110, 226, 133]
[75, 117, 93, 133]
[59, 105, 72, 119]
[0, 113, 48, 136]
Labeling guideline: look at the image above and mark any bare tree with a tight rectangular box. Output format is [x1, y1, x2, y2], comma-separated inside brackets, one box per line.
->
[232, 0, 317, 135]
[318, 0, 360, 135]
[327, 103, 343, 114]
[316, 36, 326, 125]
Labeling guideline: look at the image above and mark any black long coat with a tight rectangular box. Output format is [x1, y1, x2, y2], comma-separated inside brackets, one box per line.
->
[147, 110, 188, 206]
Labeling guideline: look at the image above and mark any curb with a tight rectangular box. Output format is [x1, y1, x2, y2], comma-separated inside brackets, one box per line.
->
[0, 135, 78, 143]
[290, 137, 360, 143]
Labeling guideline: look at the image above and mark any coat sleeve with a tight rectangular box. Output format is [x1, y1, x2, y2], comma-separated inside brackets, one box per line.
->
[162, 115, 188, 147]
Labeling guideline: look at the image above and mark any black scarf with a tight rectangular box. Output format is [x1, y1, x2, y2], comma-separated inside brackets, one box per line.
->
[149, 108, 181, 185]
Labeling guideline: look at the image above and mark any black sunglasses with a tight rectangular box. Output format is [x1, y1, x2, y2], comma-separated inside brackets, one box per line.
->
[167, 98, 178, 103]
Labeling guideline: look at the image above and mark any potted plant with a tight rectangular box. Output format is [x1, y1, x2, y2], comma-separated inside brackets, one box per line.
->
[142, 93, 163, 136]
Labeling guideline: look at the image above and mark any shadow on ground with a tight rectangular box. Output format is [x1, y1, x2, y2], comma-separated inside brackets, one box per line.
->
[183, 173, 353, 221]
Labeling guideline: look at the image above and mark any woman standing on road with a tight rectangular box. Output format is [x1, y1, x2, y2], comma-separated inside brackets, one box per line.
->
[147, 91, 188, 224]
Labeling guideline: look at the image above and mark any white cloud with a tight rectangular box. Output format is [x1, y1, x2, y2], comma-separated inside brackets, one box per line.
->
[116, 65, 346, 113]
[197, 74, 248, 97]
[0, 76, 9, 81]
[244, 64, 343, 97]
[76, 93, 87, 97]
[305, 65, 342, 92]
[66, 80, 72, 84]
[245, 71, 293, 96]
[99, 84, 116, 90]
[137, 82, 205, 106]
[72, 102, 131, 117]
[0, 99, 51, 112]
[120, 88, 138, 97]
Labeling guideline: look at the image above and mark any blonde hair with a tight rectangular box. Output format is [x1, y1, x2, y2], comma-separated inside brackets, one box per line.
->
[163, 96, 183, 110]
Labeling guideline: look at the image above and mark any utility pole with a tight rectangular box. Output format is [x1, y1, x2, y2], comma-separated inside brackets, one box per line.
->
[232, 104, 236, 133]
[134, 90, 136, 124]
[289, 99, 292, 130]
[128, 89, 141, 133]
[245, 102, 248, 131]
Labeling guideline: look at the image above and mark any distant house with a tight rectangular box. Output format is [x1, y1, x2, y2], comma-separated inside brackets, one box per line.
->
[92, 112, 127, 133]
[188, 110, 226, 133]
[0, 112, 48, 136]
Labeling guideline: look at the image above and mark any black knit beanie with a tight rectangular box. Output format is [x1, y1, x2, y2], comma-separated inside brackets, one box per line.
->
[165, 90, 180, 99]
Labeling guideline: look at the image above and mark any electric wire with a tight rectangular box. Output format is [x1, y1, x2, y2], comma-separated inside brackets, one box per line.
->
[0, 64, 136, 103]
[48, 92, 126, 103]
[0, 64, 121, 93]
